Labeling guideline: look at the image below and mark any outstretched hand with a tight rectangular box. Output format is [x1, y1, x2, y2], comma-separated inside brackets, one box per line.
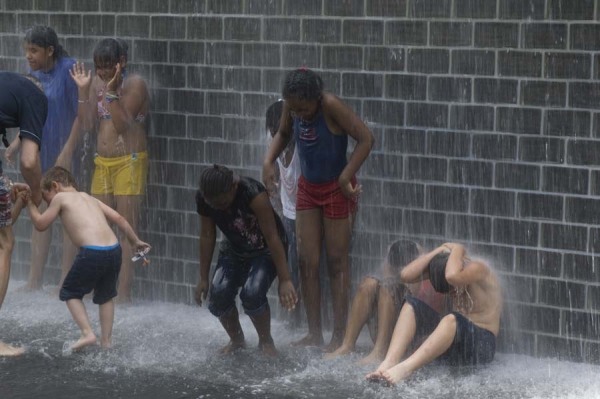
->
[69, 61, 92, 90]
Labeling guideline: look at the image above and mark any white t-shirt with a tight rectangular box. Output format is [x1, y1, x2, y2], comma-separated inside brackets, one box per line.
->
[277, 147, 300, 220]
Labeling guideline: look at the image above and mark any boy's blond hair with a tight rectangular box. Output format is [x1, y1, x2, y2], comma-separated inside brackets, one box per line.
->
[41, 166, 78, 191]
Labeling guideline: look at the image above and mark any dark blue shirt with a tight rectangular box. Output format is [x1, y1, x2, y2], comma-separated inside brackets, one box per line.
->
[0, 71, 48, 173]
[293, 111, 348, 184]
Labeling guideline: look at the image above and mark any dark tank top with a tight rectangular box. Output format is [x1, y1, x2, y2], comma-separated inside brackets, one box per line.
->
[293, 111, 348, 184]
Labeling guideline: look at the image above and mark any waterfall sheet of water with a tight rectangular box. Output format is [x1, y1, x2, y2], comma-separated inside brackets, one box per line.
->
[1, 281, 600, 399]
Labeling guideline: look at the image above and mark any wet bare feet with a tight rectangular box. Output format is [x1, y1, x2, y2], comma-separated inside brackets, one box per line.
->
[323, 344, 353, 360]
[258, 339, 278, 357]
[114, 295, 132, 305]
[365, 359, 396, 381]
[0, 341, 25, 357]
[357, 350, 385, 366]
[17, 282, 41, 292]
[322, 333, 344, 353]
[291, 333, 323, 347]
[379, 364, 412, 386]
[70, 332, 97, 351]
[218, 339, 246, 355]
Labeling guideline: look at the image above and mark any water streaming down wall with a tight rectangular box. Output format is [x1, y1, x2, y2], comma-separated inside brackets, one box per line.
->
[1, 0, 600, 363]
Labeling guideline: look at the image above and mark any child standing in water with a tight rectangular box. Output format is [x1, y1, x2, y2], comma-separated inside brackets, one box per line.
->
[69, 38, 150, 303]
[263, 68, 374, 350]
[265, 100, 302, 323]
[26, 167, 150, 351]
[194, 165, 297, 356]
[6, 26, 81, 291]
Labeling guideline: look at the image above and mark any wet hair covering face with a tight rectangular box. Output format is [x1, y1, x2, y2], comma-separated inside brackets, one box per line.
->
[428, 252, 451, 293]
[387, 239, 420, 270]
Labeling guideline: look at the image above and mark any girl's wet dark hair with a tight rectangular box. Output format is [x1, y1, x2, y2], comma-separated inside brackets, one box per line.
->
[387, 239, 420, 270]
[24, 25, 68, 60]
[265, 100, 283, 136]
[282, 68, 324, 102]
[93, 38, 122, 67]
[198, 164, 236, 199]
[429, 252, 451, 293]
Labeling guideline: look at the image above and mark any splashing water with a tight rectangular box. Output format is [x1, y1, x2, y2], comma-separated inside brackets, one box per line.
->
[1, 282, 600, 399]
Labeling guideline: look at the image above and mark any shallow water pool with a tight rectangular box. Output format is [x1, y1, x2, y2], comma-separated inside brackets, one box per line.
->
[1, 283, 599, 399]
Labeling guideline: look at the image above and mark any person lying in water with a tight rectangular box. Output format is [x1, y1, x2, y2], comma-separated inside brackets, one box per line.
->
[324, 239, 445, 365]
[366, 242, 502, 385]
[26, 166, 150, 351]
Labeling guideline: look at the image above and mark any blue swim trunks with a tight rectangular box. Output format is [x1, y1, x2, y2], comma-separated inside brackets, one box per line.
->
[59, 243, 122, 305]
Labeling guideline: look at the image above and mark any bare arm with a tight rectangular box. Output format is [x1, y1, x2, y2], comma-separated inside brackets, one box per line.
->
[400, 245, 448, 283]
[323, 93, 375, 187]
[199, 215, 216, 283]
[69, 62, 97, 131]
[98, 200, 146, 249]
[444, 244, 489, 287]
[56, 117, 82, 170]
[27, 195, 61, 231]
[251, 192, 297, 309]
[262, 102, 293, 192]
[107, 72, 147, 135]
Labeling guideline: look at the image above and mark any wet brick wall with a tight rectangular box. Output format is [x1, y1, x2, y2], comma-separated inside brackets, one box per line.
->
[1, 0, 600, 363]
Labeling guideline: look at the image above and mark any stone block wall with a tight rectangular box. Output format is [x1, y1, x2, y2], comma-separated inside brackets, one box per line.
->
[2, 0, 600, 362]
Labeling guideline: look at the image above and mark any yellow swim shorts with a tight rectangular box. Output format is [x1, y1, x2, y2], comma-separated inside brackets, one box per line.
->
[91, 152, 148, 196]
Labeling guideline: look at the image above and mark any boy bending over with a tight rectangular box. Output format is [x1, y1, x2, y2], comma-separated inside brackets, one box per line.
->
[366, 242, 502, 385]
[27, 166, 150, 351]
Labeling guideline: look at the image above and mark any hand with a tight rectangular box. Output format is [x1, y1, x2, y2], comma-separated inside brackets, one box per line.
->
[278, 280, 298, 311]
[10, 182, 30, 202]
[195, 279, 209, 306]
[106, 63, 123, 93]
[262, 162, 277, 195]
[133, 241, 152, 266]
[4, 139, 19, 167]
[339, 179, 362, 200]
[69, 61, 93, 90]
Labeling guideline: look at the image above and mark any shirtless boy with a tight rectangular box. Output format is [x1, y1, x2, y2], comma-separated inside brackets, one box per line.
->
[366, 242, 502, 385]
[27, 166, 150, 351]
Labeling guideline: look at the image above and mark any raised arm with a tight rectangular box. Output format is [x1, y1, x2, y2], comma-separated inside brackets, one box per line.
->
[106, 67, 148, 135]
[251, 192, 297, 310]
[444, 243, 489, 287]
[69, 61, 97, 132]
[324, 93, 375, 195]
[400, 245, 448, 283]
[262, 102, 293, 193]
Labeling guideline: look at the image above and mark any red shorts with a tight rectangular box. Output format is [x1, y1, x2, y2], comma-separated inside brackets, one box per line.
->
[296, 175, 358, 219]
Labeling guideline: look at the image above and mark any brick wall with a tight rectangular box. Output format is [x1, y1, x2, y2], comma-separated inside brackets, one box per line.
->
[2, 0, 600, 363]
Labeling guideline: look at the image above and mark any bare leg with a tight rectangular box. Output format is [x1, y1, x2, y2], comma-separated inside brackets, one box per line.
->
[324, 277, 378, 360]
[25, 203, 52, 291]
[249, 307, 277, 357]
[322, 216, 352, 352]
[19, 139, 42, 205]
[293, 208, 324, 347]
[358, 285, 399, 365]
[366, 302, 417, 381]
[218, 306, 246, 354]
[98, 299, 114, 348]
[65, 299, 97, 351]
[0, 227, 22, 357]
[115, 195, 142, 303]
[381, 314, 457, 385]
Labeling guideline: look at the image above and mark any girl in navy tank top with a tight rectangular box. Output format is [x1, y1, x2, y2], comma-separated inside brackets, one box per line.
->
[263, 68, 374, 351]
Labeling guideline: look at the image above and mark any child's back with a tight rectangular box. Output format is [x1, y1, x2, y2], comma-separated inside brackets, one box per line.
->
[54, 191, 118, 248]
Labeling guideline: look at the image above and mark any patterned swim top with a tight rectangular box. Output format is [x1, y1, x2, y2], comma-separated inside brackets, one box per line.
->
[96, 81, 146, 123]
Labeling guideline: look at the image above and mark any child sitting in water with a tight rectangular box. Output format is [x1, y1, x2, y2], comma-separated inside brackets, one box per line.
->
[26, 166, 150, 351]
[324, 240, 445, 364]
[194, 164, 297, 356]
[366, 242, 503, 385]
